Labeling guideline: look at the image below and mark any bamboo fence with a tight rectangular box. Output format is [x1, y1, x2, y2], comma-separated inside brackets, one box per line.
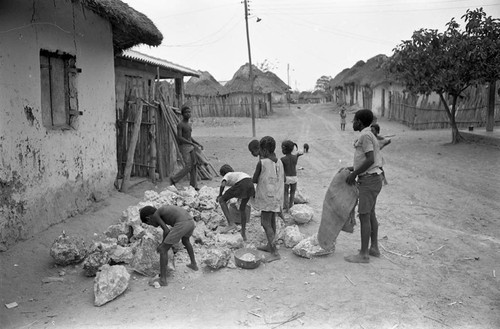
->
[387, 85, 500, 130]
[185, 93, 272, 118]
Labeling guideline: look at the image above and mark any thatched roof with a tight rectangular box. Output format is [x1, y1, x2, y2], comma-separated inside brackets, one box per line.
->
[264, 71, 290, 91]
[225, 64, 288, 94]
[330, 55, 396, 89]
[185, 71, 227, 96]
[81, 0, 163, 51]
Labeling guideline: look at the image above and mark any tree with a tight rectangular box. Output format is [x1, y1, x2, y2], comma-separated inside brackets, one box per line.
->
[385, 8, 500, 143]
[256, 59, 278, 73]
[315, 75, 332, 93]
[462, 8, 500, 132]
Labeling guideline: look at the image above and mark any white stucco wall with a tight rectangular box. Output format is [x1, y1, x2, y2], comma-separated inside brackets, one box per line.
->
[0, 0, 117, 248]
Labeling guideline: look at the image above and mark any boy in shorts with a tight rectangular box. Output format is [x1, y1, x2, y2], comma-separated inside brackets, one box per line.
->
[217, 164, 255, 241]
[345, 109, 383, 263]
[140, 205, 198, 286]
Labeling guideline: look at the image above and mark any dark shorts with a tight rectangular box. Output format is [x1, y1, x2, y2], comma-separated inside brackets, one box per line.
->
[163, 219, 195, 245]
[221, 178, 255, 202]
[357, 174, 382, 214]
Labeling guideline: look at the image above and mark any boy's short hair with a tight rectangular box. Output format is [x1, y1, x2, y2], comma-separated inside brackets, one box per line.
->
[354, 109, 374, 127]
[219, 164, 234, 176]
[181, 105, 191, 114]
[259, 136, 276, 154]
[248, 139, 259, 152]
[139, 206, 157, 223]
[281, 140, 296, 154]
[371, 123, 380, 134]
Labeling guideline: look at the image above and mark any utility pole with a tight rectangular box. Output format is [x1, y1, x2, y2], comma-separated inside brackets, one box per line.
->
[244, 0, 256, 137]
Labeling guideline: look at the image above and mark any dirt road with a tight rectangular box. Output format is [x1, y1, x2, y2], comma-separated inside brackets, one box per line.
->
[1, 103, 499, 329]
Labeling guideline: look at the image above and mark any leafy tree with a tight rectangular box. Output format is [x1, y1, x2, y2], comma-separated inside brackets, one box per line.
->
[463, 8, 500, 131]
[385, 8, 499, 143]
[315, 75, 332, 93]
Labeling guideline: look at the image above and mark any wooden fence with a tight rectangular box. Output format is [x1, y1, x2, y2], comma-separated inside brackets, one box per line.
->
[185, 93, 272, 118]
[387, 85, 500, 130]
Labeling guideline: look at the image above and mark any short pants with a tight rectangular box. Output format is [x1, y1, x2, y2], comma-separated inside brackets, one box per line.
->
[220, 177, 255, 202]
[285, 176, 298, 185]
[163, 219, 195, 245]
[357, 174, 382, 214]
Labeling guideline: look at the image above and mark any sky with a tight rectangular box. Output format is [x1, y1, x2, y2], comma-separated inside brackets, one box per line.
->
[123, 0, 500, 91]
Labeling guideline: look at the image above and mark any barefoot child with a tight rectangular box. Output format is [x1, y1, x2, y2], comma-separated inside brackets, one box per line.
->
[217, 164, 255, 241]
[280, 140, 303, 212]
[139, 205, 198, 286]
[345, 109, 383, 264]
[251, 136, 284, 262]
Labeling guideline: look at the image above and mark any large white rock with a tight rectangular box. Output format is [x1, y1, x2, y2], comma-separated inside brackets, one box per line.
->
[290, 204, 314, 224]
[292, 234, 333, 259]
[94, 265, 130, 306]
[283, 225, 305, 248]
[83, 246, 110, 277]
[215, 233, 244, 249]
[130, 231, 161, 276]
[105, 223, 129, 239]
[203, 247, 231, 269]
[50, 232, 87, 266]
[294, 188, 309, 204]
[109, 245, 135, 264]
[192, 221, 209, 244]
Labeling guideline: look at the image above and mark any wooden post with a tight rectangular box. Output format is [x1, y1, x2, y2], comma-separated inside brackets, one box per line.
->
[486, 80, 496, 132]
[120, 98, 143, 192]
[149, 105, 157, 183]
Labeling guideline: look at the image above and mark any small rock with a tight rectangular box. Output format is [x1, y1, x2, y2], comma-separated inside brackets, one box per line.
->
[290, 204, 314, 224]
[94, 265, 130, 306]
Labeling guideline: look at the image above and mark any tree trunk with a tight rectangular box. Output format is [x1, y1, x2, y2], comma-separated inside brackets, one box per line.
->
[486, 80, 496, 132]
[439, 93, 464, 144]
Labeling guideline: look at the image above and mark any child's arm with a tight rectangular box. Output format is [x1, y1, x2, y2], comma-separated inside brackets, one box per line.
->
[218, 180, 227, 199]
[150, 213, 171, 240]
[252, 161, 262, 184]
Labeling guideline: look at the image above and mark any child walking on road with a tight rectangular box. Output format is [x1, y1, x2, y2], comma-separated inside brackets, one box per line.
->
[251, 136, 284, 262]
[217, 164, 255, 241]
[340, 107, 347, 131]
[280, 140, 303, 212]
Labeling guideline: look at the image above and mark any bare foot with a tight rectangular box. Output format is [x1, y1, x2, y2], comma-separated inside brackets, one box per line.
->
[186, 263, 199, 271]
[241, 234, 247, 242]
[369, 247, 380, 257]
[344, 254, 369, 263]
[221, 224, 236, 233]
[159, 277, 168, 286]
[257, 244, 271, 252]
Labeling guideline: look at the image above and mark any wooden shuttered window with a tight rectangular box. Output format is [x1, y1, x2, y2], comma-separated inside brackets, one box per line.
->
[40, 50, 80, 129]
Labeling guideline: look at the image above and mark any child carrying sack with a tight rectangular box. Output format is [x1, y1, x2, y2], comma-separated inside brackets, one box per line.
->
[318, 168, 359, 251]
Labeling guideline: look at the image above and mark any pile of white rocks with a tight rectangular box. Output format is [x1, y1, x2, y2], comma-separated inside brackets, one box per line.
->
[49, 185, 329, 306]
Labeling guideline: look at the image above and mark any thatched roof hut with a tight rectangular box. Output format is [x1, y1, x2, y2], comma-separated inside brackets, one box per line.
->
[185, 71, 227, 96]
[264, 71, 290, 92]
[330, 55, 396, 89]
[81, 0, 163, 51]
[225, 64, 288, 94]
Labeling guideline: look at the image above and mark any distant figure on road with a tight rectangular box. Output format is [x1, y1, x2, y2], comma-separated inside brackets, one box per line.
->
[169, 106, 203, 190]
[340, 107, 347, 131]
[345, 109, 383, 264]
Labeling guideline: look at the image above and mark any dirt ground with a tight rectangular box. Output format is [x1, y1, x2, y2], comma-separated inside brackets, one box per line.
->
[1, 103, 499, 329]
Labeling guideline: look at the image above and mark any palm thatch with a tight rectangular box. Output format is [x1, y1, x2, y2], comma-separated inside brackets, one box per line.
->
[81, 0, 163, 51]
[185, 71, 227, 96]
[225, 64, 287, 94]
[264, 71, 290, 92]
[331, 55, 397, 89]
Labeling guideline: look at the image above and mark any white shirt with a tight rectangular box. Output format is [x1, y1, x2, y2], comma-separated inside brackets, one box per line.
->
[222, 172, 250, 186]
